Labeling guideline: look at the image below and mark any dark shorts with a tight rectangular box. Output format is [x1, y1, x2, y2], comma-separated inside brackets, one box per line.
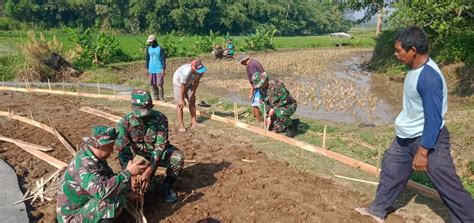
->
[149, 73, 164, 86]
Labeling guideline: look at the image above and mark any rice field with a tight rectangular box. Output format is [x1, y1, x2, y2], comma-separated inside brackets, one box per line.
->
[204, 48, 384, 123]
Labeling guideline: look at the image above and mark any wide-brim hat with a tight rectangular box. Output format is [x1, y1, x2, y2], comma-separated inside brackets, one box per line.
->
[252, 72, 268, 89]
[237, 54, 250, 63]
[146, 35, 156, 43]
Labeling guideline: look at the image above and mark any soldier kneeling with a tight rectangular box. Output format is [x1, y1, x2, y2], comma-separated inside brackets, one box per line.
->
[57, 126, 146, 223]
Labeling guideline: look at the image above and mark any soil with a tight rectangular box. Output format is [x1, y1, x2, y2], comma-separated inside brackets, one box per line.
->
[0, 91, 405, 222]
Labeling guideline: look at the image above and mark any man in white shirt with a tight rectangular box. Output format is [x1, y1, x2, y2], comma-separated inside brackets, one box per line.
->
[172, 59, 208, 133]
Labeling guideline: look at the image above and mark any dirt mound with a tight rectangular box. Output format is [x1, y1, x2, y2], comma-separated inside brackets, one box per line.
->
[0, 91, 404, 222]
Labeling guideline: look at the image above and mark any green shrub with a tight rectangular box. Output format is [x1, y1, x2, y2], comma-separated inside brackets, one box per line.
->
[194, 30, 219, 53]
[160, 34, 194, 57]
[0, 55, 24, 81]
[241, 27, 277, 51]
[68, 29, 129, 69]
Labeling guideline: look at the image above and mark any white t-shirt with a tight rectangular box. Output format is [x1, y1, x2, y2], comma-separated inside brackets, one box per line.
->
[173, 64, 196, 86]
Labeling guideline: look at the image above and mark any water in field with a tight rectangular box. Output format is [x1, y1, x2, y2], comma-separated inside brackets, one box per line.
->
[205, 50, 401, 125]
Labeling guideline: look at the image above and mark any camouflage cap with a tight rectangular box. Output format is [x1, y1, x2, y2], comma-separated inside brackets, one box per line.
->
[252, 72, 268, 89]
[87, 126, 118, 148]
[131, 89, 153, 117]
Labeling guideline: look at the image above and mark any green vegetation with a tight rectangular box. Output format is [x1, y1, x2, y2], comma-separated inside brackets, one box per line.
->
[367, 0, 473, 96]
[1, 0, 350, 36]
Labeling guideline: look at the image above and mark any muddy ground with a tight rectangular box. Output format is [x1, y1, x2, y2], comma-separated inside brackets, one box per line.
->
[0, 91, 407, 222]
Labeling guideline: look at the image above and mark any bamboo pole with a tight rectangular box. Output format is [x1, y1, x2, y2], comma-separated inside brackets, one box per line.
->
[1, 137, 67, 169]
[0, 136, 54, 152]
[334, 175, 379, 185]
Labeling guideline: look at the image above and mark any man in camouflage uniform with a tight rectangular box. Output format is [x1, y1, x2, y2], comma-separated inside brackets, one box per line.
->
[253, 72, 299, 138]
[57, 126, 146, 223]
[116, 89, 185, 203]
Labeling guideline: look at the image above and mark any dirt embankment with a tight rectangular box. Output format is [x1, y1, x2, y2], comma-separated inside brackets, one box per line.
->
[0, 91, 404, 222]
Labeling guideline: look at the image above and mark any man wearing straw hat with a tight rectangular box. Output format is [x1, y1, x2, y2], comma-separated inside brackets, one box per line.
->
[146, 34, 166, 101]
[57, 126, 146, 223]
[237, 53, 265, 122]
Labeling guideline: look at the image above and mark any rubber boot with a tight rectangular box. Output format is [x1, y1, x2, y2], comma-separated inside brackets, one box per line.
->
[285, 119, 299, 138]
[162, 175, 178, 203]
[151, 85, 159, 100]
[157, 85, 164, 101]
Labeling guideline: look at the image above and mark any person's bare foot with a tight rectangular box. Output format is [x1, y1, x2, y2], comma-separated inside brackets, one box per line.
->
[190, 122, 205, 128]
[178, 127, 187, 133]
[355, 208, 384, 223]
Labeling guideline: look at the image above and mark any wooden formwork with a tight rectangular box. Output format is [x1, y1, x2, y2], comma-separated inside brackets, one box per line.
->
[0, 86, 440, 201]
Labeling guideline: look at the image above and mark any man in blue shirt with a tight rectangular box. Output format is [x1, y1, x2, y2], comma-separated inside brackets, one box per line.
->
[355, 26, 474, 222]
[146, 35, 166, 101]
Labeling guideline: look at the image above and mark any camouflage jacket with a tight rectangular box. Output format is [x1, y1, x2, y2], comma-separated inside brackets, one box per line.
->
[260, 79, 297, 118]
[115, 110, 169, 171]
[56, 141, 131, 220]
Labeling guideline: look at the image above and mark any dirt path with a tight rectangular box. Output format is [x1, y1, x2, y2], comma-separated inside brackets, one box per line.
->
[0, 91, 406, 222]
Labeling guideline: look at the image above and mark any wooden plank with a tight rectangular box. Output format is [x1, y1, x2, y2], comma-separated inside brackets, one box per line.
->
[1, 137, 67, 169]
[0, 136, 53, 152]
[0, 110, 76, 155]
[80, 107, 121, 123]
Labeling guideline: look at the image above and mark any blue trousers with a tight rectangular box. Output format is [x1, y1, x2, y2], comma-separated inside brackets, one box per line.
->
[369, 126, 474, 222]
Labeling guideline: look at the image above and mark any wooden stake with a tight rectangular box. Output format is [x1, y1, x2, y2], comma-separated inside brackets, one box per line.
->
[97, 82, 101, 95]
[29, 110, 34, 120]
[113, 84, 116, 95]
[48, 117, 54, 129]
[322, 125, 327, 149]
[47, 79, 51, 91]
[76, 83, 79, 96]
[233, 103, 238, 126]
[263, 105, 267, 132]
[62, 81, 65, 92]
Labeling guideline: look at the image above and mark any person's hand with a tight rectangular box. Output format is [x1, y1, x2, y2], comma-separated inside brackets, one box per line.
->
[145, 69, 149, 77]
[177, 99, 186, 109]
[162, 70, 166, 77]
[126, 160, 147, 176]
[140, 170, 152, 192]
[268, 108, 275, 117]
[248, 88, 254, 100]
[412, 146, 429, 172]
[130, 176, 140, 192]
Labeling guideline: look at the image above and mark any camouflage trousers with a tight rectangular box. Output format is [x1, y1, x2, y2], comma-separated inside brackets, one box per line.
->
[262, 103, 297, 133]
[270, 114, 293, 133]
[57, 195, 125, 223]
[118, 144, 185, 178]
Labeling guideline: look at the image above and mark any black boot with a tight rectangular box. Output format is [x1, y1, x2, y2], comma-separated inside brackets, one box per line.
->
[157, 86, 164, 101]
[151, 85, 159, 100]
[285, 119, 299, 138]
[162, 175, 178, 203]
